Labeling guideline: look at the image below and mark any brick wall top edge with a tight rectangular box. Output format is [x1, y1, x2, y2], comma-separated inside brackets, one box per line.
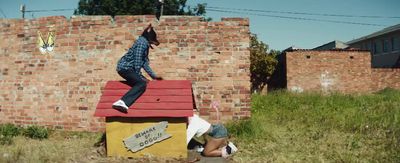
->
[286, 49, 370, 52]
[160, 15, 201, 18]
[221, 17, 249, 21]
[286, 51, 370, 55]
[70, 15, 113, 23]
[114, 15, 155, 19]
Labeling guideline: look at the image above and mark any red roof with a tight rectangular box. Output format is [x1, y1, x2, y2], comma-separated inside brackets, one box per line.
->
[94, 80, 194, 117]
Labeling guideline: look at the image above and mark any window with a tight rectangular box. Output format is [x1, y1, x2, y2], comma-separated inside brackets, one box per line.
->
[373, 41, 382, 54]
[361, 43, 366, 50]
[383, 39, 389, 52]
[392, 37, 395, 51]
[366, 41, 372, 51]
[392, 37, 400, 51]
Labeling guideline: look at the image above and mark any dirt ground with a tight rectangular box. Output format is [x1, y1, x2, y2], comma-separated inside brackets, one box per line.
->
[86, 136, 231, 163]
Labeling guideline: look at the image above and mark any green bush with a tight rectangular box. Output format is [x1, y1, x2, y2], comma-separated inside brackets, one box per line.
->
[0, 123, 22, 137]
[0, 135, 13, 145]
[0, 123, 23, 145]
[23, 125, 49, 140]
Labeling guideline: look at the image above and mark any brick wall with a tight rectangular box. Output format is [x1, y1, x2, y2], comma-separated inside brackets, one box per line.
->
[285, 50, 400, 93]
[0, 15, 251, 131]
[286, 50, 372, 93]
[371, 68, 400, 90]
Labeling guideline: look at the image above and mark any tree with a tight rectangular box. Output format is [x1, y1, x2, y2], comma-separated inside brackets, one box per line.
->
[250, 34, 278, 93]
[74, 0, 207, 19]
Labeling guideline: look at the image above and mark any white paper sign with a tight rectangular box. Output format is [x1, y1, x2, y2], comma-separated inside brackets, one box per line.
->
[123, 121, 171, 152]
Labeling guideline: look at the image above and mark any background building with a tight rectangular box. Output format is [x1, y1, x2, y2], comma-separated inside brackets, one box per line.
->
[313, 40, 349, 50]
[347, 24, 400, 68]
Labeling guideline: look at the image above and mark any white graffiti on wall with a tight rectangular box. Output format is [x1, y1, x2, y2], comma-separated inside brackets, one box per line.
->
[320, 70, 336, 92]
[290, 86, 304, 93]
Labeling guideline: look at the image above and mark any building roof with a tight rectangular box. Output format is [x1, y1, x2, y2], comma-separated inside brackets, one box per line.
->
[347, 23, 400, 45]
[94, 80, 194, 117]
[282, 46, 302, 52]
[284, 48, 368, 53]
[313, 40, 349, 50]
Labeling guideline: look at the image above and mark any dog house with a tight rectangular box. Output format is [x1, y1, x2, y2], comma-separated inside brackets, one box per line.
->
[94, 80, 194, 158]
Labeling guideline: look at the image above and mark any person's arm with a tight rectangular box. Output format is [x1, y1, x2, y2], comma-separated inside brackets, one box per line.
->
[143, 57, 161, 80]
[133, 38, 162, 80]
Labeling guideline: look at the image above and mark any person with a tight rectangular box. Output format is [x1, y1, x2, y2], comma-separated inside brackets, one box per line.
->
[187, 114, 238, 158]
[112, 24, 163, 113]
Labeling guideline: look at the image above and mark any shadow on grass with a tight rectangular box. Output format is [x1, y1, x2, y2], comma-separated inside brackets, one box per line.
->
[94, 132, 107, 157]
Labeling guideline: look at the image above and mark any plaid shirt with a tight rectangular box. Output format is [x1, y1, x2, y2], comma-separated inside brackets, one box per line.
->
[116, 36, 157, 79]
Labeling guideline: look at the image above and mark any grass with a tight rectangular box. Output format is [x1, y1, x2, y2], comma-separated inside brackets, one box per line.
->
[0, 89, 399, 162]
[0, 130, 186, 163]
[0, 130, 106, 163]
[227, 89, 400, 162]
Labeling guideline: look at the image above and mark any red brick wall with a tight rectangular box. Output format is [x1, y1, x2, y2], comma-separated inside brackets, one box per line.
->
[0, 15, 251, 131]
[286, 50, 373, 93]
[371, 68, 400, 90]
[285, 50, 400, 93]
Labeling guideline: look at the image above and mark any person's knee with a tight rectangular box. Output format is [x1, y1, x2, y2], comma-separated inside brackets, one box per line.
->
[202, 150, 211, 157]
[137, 81, 147, 89]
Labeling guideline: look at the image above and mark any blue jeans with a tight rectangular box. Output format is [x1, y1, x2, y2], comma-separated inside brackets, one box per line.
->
[118, 69, 147, 107]
[208, 124, 228, 139]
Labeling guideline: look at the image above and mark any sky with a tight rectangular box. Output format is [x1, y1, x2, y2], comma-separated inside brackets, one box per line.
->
[0, 0, 399, 50]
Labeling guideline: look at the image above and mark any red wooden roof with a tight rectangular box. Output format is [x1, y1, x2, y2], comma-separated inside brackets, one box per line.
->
[94, 80, 194, 117]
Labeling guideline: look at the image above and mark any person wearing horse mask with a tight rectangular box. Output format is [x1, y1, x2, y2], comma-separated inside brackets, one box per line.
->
[112, 24, 163, 113]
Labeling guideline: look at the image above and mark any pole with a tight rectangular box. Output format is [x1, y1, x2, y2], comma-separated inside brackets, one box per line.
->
[159, 0, 164, 17]
[20, 4, 25, 19]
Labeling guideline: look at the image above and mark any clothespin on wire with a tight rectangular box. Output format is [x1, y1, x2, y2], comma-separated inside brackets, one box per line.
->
[211, 101, 220, 123]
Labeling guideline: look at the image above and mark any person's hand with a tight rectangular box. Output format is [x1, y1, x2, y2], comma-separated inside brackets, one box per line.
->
[154, 76, 163, 80]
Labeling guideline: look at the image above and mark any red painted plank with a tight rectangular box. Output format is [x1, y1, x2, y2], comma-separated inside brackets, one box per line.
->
[99, 96, 193, 103]
[101, 89, 192, 96]
[95, 80, 194, 117]
[96, 102, 193, 110]
[104, 80, 192, 90]
[94, 109, 193, 117]
[147, 80, 191, 89]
